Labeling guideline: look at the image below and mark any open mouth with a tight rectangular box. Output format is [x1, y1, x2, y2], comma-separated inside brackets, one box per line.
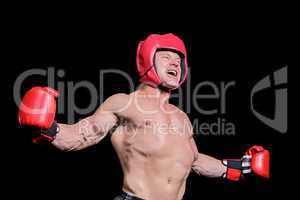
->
[167, 69, 178, 77]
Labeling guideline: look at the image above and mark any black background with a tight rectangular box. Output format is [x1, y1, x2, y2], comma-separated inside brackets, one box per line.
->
[3, 7, 296, 200]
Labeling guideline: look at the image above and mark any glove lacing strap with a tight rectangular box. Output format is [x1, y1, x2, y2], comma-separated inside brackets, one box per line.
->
[222, 155, 252, 181]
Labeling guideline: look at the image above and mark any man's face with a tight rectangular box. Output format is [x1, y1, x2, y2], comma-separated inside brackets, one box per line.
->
[154, 50, 182, 89]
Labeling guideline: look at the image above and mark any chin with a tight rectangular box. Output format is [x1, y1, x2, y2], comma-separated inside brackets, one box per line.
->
[163, 82, 179, 89]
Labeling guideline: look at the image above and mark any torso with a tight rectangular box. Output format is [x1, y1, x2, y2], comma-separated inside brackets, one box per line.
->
[111, 91, 196, 200]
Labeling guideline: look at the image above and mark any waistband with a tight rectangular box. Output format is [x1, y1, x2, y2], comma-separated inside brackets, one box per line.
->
[115, 191, 144, 200]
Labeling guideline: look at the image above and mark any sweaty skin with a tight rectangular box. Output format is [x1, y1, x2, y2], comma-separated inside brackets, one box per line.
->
[52, 51, 226, 200]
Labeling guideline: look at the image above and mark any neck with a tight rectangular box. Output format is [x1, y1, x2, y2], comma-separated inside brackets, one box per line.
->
[138, 84, 170, 104]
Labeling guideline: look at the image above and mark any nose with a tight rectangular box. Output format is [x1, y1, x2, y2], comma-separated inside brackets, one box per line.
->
[170, 58, 180, 68]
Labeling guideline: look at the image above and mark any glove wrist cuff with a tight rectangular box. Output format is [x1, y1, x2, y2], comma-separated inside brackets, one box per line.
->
[42, 121, 59, 138]
[32, 121, 60, 144]
[222, 158, 251, 181]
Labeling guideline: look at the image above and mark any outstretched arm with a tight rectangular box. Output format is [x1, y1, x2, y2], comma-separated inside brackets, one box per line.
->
[190, 138, 226, 178]
[190, 137, 270, 181]
[52, 93, 129, 151]
[18, 87, 130, 151]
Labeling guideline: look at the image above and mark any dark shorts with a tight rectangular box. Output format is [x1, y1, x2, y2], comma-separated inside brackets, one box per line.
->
[113, 191, 144, 200]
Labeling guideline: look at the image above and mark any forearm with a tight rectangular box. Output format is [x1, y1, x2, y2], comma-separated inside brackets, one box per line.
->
[192, 153, 226, 178]
[52, 117, 107, 151]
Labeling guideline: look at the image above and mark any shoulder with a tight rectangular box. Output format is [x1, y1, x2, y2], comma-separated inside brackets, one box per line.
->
[100, 93, 131, 113]
[169, 104, 194, 135]
[106, 93, 130, 103]
[169, 104, 190, 120]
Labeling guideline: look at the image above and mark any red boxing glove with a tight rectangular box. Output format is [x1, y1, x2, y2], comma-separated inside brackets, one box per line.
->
[245, 145, 270, 179]
[223, 145, 270, 181]
[18, 87, 59, 142]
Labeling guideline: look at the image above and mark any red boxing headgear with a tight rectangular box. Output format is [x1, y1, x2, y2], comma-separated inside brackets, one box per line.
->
[136, 33, 188, 89]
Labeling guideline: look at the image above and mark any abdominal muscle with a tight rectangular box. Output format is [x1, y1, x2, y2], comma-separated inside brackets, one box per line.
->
[111, 128, 194, 200]
[123, 158, 190, 200]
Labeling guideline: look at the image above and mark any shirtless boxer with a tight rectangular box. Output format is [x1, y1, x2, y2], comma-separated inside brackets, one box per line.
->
[18, 34, 270, 200]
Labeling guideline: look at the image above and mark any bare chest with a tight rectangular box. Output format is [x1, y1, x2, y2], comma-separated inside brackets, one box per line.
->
[111, 108, 195, 166]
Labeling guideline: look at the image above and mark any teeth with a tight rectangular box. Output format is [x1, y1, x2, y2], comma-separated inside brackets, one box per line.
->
[168, 70, 177, 76]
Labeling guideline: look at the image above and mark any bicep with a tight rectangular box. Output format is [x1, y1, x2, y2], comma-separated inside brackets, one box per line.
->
[76, 92, 130, 137]
[190, 140, 226, 177]
[90, 93, 130, 134]
[85, 107, 118, 137]
[52, 94, 128, 151]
